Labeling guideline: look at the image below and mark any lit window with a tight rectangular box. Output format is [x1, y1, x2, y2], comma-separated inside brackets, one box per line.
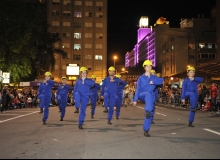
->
[74, 1, 82, 5]
[96, 23, 103, 28]
[74, 12, 82, 18]
[63, 43, 70, 48]
[199, 43, 205, 48]
[85, 12, 92, 17]
[85, 1, 93, 6]
[95, 44, 102, 49]
[63, 0, 70, 5]
[85, 44, 92, 49]
[85, 55, 92, 59]
[95, 66, 102, 70]
[96, 33, 103, 38]
[96, 12, 103, 17]
[74, 44, 81, 50]
[95, 55, 102, 60]
[52, 21, 59, 26]
[63, 22, 70, 27]
[85, 33, 92, 38]
[96, 2, 103, 6]
[74, 33, 81, 39]
[85, 22, 92, 27]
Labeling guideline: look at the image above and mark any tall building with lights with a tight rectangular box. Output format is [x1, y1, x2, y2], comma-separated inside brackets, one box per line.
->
[126, 16, 217, 83]
[47, 0, 107, 83]
[125, 16, 169, 76]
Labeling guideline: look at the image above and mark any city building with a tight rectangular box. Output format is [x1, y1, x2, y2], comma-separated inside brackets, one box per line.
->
[47, 0, 107, 83]
[125, 15, 218, 85]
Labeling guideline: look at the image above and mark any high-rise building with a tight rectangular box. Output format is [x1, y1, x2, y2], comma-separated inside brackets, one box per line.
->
[47, 0, 107, 83]
[125, 16, 218, 84]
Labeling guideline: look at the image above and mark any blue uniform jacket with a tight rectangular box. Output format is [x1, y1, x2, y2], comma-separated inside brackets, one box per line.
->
[56, 84, 72, 101]
[37, 80, 55, 99]
[101, 76, 123, 96]
[181, 77, 204, 100]
[90, 83, 101, 95]
[133, 74, 164, 102]
[73, 78, 95, 98]
[116, 81, 128, 95]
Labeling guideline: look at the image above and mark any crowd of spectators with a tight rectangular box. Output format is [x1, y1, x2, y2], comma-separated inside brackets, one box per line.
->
[0, 82, 219, 113]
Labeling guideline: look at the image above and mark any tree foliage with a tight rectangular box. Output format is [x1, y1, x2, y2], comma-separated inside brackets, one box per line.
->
[0, 0, 67, 83]
[35, 33, 67, 79]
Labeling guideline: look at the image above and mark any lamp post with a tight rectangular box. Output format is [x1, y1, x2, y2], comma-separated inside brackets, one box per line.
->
[113, 56, 117, 68]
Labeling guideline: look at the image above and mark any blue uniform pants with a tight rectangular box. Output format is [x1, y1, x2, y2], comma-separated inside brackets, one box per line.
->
[75, 92, 89, 125]
[90, 93, 98, 115]
[115, 94, 123, 117]
[58, 97, 67, 118]
[139, 92, 155, 131]
[185, 91, 197, 123]
[40, 96, 51, 122]
[104, 92, 116, 120]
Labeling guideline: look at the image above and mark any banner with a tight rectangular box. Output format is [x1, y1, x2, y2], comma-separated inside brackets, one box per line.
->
[2, 72, 10, 83]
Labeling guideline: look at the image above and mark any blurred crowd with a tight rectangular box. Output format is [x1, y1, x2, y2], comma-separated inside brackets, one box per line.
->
[0, 82, 219, 113]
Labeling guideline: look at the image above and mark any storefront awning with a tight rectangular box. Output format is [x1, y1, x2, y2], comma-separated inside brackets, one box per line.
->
[168, 59, 220, 78]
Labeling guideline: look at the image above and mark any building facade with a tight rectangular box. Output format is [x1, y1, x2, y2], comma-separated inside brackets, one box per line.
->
[125, 16, 218, 85]
[47, 0, 107, 83]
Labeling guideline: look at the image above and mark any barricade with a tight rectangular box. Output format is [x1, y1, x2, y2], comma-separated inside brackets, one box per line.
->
[156, 93, 190, 109]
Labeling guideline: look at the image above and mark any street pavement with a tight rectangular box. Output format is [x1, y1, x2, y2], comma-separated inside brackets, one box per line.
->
[0, 103, 220, 159]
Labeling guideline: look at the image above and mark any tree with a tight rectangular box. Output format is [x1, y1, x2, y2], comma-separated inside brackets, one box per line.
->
[34, 33, 67, 79]
[0, 0, 43, 82]
[0, 0, 67, 82]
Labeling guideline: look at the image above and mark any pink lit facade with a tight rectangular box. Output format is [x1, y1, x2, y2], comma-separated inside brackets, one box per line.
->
[125, 28, 156, 68]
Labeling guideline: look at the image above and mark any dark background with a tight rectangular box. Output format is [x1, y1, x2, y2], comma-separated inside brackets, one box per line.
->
[107, 0, 216, 68]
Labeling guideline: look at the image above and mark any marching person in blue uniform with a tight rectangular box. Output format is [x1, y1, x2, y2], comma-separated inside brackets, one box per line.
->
[37, 71, 55, 125]
[133, 60, 164, 137]
[55, 76, 72, 121]
[181, 66, 203, 127]
[150, 69, 162, 124]
[89, 75, 101, 119]
[101, 66, 124, 125]
[115, 74, 128, 119]
[73, 67, 95, 129]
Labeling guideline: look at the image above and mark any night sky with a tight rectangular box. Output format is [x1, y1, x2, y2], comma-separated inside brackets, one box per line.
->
[107, 0, 216, 67]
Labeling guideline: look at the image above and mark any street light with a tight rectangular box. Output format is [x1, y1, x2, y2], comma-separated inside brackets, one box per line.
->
[113, 56, 117, 68]
[118, 68, 128, 74]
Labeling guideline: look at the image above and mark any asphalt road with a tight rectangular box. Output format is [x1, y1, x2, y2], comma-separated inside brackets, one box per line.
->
[0, 103, 220, 159]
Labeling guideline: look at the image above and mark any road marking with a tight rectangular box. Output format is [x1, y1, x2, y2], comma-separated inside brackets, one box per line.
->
[0, 111, 39, 124]
[203, 128, 220, 136]
[6, 110, 39, 112]
[136, 106, 167, 116]
[136, 106, 144, 109]
[0, 114, 20, 115]
[155, 112, 167, 116]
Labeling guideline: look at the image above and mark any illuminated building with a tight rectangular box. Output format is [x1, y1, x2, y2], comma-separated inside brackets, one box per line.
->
[47, 0, 107, 83]
[125, 15, 218, 82]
